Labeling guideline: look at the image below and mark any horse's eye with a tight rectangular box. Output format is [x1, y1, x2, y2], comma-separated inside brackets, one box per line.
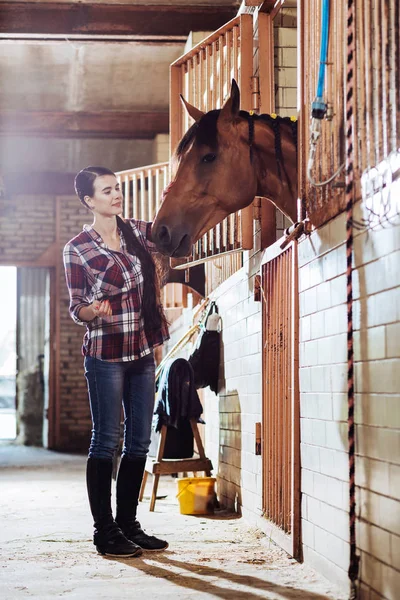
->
[202, 153, 216, 163]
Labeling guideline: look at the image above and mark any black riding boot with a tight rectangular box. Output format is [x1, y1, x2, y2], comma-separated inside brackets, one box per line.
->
[86, 457, 142, 557]
[116, 456, 168, 551]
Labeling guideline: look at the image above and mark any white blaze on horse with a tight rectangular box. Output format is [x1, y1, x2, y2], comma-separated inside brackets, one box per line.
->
[152, 79, 298, 257]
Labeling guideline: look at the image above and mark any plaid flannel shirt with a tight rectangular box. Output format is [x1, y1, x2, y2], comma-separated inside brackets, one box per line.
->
[63, 219, 169, 362]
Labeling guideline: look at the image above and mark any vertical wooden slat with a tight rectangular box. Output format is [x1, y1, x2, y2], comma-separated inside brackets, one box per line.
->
[155, 169, 161, 214]
[286, 249, 292, 532]
[276, 255, 282, 525]
[270, 257, 275, 522]
[140, 171, 146, 221]
[227, 28, 233, 89]
[282, 253, 287, 530]
[372, 1, 381, 164]
[364, 0, 373, 169]
[258, 11, 278, 248]
[239, 14, 254, 251]
[132, 174, 138, 219]
[170, 65, 182, 159]
[394, 0, 400, 151]
[291, 244, 300, 555]
[233, 24, 239, 83]
[147, 169, 153, 221]
[124, 175, 131, 219]
[258, 13, 275, 114]
[388, 0, 397, 151]
[218, 38, 224, 107]
[381, 1, 389, 159]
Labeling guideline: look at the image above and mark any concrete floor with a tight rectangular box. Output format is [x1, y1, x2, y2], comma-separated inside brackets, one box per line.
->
[0, 445, 347, 600]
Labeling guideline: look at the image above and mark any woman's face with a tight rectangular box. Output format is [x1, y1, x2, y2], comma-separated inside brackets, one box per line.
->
[86, 175, 123, 217]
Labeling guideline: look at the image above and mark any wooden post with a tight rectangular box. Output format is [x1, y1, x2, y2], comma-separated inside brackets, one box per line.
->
[170, 64, 182, 160]
[258, 11, 277, 249]
[124, 175, 131, 219]
[238, 14, 255, 251]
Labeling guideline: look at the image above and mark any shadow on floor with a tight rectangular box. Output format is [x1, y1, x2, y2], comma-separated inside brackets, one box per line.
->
[109, 551, 335, 600]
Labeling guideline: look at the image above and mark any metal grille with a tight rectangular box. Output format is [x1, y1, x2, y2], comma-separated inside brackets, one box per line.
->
[170, 14, 254, 269]
[300, 1, 400, 227]
[300, 0, 346, 226]
[261, 242, 300, 552]
[355, 0, 399, 174]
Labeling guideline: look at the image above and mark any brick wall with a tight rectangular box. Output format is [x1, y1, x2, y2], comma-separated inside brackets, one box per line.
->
[58, 198, 93, 452]
[298, 206, 400, 597]
[0, 195, 55, 261]
[0, 192, 92, 451]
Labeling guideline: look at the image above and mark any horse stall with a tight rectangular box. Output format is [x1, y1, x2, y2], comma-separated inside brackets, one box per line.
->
[115, 2, 399, 598]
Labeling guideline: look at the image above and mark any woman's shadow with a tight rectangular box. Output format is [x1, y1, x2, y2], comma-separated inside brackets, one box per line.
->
[112, 552, 339, 600]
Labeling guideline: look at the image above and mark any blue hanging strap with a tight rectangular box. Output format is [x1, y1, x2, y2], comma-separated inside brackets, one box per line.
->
[312, 0, 330, 119]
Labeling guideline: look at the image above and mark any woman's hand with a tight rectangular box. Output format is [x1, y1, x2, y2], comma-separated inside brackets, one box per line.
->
[91, 299, 112, 318]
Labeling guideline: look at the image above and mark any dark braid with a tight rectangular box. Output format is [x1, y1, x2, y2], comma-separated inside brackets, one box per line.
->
[271, 118, 283, 179]
[289, 119, 298, 160]
[239, 112, 297, 182]
[74, 166, 168, 339]
[116, 216, 168, 337]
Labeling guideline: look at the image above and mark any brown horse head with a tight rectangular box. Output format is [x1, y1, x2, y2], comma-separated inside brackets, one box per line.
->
[152, 79, 297, 257]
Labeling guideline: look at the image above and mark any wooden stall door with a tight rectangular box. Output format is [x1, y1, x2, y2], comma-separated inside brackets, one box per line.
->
[261, 240, 300, 558]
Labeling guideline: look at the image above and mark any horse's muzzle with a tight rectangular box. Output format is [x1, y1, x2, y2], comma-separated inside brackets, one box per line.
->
[152, 224, 192, 257]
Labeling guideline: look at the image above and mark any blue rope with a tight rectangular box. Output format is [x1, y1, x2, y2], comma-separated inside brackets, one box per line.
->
[312, 0, 330, 118]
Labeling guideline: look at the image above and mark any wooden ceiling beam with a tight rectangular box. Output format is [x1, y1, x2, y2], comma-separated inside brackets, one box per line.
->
[0, 110, 169, 139]
[0, 3, 238, 36]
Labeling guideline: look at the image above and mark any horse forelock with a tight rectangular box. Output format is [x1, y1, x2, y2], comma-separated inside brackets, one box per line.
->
[176, 110, 220, 158]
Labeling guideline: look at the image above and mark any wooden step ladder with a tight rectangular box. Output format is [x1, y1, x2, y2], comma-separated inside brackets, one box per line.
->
[139, 418, 213, 511]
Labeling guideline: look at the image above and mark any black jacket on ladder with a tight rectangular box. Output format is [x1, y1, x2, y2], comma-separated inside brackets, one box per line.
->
[154, 358, 203, 433]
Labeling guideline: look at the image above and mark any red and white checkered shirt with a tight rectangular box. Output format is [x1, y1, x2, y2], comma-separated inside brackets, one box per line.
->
[63, 219, 169, 362]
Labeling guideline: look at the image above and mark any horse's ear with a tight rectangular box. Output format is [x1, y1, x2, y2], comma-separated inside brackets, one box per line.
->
[180, 95, 205, 122]
[219, 79, 241, 126]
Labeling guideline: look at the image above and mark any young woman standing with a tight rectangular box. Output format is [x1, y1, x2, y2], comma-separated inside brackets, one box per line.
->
[63, 166, 169, 557]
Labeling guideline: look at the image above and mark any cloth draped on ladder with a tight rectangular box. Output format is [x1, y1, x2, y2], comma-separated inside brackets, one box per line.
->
[154, 358, 203, 433]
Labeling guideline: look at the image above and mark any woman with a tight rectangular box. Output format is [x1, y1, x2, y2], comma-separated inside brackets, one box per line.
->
[63, 166, 169, 557]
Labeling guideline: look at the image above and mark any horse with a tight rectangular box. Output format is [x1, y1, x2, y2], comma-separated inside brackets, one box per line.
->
[151, 79, 298, 258]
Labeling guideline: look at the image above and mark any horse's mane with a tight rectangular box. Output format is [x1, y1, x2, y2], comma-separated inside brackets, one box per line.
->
[176, 109, 297, 182]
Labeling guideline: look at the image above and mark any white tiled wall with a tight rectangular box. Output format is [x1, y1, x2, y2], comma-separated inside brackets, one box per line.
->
[273, 8, 297, 238]
[201, 246, 264, 515]
[298, 202, 400, 598]
[274, 8, 297, 119]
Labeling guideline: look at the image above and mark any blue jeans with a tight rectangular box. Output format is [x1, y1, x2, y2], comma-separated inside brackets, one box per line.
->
[84, 353, 156, 461]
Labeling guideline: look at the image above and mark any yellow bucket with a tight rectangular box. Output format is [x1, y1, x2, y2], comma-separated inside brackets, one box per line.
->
[176, 476, 217, 515]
